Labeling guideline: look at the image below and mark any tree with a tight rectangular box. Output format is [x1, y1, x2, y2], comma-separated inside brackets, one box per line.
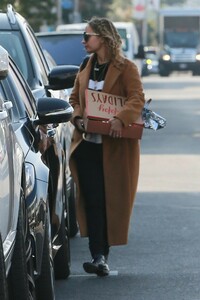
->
[107, 0, 133, 22]
[1, 0, 56, 31]
[0, 0, 188, 32]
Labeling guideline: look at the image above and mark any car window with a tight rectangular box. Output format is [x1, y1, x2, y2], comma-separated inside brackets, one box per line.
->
[0, 81, 22, 123]
[0, 63, 36, 122]
[0, 31, 34, 87]
[25, 26, 49, 85]
[10, 63, 36, 117]
[37, 34, 87, 66]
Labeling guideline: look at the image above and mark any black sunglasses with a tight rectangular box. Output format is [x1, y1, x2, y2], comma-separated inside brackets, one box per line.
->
[83, 31, 100, 42]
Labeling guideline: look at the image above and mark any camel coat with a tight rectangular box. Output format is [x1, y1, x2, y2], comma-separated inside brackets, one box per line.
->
[69, 55, 145, 246]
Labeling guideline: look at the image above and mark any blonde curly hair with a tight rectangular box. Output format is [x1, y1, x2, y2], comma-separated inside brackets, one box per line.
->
[87, 17, 123, 63]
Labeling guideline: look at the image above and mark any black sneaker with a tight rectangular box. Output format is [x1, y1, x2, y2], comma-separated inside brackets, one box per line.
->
[83, 255, 110, 277]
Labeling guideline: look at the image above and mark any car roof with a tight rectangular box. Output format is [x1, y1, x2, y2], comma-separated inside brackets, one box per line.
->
[0, 4, 26, 30]
[0, 12, 14, 29]
[36, 30, 83, 37]
[56, 23, 87, 31]
[56, 22, 136, 32]
[144, 46, 158, 52]
[113, 22, 134, 28]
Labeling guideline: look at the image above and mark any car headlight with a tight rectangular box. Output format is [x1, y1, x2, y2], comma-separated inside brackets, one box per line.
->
[25, 163, 35, 198]
[146, 58, 152, 65]
[196, 53, 200, 61]
[162, 54, 171, 61]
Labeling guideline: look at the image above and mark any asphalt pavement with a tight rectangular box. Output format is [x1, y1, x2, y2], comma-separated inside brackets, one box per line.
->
[56, 73, 200, 300]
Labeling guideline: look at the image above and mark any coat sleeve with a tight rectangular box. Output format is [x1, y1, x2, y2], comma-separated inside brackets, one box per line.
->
[69, 72, 82, 123]
[115, 61, 145, 127]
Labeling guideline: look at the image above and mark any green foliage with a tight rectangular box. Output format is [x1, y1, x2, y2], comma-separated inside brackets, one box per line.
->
[1, 0, 56, 31]
[107, 0, 133, 22]
[0, 0, 188, 32]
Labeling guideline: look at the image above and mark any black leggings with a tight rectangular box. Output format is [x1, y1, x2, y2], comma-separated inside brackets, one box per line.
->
[73, 140, 109, 258]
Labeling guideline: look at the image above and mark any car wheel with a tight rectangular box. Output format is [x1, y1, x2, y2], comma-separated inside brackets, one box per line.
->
[54, 171, 71, 279]
[159, 66, 170, 77]
[26, 228, 37, 299]
[68, 179, 78, 237]
[36, 208, 55, 300]
[192, 71, 200, 76]
[54, 206, 71, 279]
[8, 197, 33, 299]
[0, 233, 8, 300]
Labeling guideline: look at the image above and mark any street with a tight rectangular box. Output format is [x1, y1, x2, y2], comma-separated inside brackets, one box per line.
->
[56, 73, 200, 300]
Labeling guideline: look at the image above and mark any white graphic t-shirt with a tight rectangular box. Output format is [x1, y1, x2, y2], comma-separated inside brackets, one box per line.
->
[84, 59, 109, 143]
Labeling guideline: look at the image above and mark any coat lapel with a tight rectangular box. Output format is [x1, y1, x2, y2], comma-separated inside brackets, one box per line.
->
[79, 56, 124, 99]
[102, 63, 122, 93]
[79, 59, 92, 101]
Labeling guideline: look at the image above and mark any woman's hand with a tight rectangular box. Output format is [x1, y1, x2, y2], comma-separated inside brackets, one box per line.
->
[109, 118, 123, 138]
[74, 117, 85, 133]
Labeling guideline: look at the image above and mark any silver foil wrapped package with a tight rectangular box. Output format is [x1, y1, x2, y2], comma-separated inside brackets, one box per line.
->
[142, 99, 166, 131]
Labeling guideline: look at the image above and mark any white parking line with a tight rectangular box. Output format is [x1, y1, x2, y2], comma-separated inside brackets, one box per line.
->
[70, 270, 119, 277]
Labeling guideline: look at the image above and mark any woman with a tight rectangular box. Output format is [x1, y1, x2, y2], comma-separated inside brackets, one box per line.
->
[69, 17, 145, 276]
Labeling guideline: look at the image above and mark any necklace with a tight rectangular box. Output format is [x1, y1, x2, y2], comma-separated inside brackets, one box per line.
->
[93, 60, 109, 90]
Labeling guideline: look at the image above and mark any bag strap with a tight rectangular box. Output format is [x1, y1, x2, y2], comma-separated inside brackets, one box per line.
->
[80, 55, 90, 71]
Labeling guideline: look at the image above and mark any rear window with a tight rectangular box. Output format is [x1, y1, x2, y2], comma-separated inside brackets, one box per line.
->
[37, 34, 87, 66]
[116, 28, 128, 52]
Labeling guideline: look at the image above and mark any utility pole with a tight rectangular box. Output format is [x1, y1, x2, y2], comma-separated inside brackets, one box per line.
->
[132, 0, 147, 45]
[73, 0, 81, 23]
[142, 0, 148, 45]
[56, 0, 62, 25]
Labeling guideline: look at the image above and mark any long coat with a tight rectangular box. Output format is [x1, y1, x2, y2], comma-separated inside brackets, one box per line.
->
[69, 55, 145, 246]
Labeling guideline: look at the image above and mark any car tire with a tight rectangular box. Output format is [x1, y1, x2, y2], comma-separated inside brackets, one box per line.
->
[54, 205, 71, 279]
[26, 226, 37, 299]
[192, 71, 200, 76]
[8, 198, 31, 300]
[159, 72, 170, 77]
[0, 233, 8, 300]
[36, 208, 55, 300]
[159, 65, 170, 77]
[68, 179, 78, 237]
[54, 169, 71, 279]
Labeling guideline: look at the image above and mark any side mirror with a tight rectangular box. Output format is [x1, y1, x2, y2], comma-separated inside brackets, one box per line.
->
[135, 45, 145, 59]
[47, 65, 79, 90]
[0, 46, 9, 80]
[34, 97, 74, 125]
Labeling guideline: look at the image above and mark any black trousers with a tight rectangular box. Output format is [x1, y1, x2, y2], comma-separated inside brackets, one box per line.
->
[73, 140, 109, 258]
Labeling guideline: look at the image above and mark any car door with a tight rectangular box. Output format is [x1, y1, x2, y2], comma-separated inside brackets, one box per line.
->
[0, 95, 15, 247]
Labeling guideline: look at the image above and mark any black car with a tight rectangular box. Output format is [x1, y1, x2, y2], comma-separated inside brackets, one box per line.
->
[0, 43, 77, 299]
[0, 2, 79, 278]
[141, 46, 159, 76]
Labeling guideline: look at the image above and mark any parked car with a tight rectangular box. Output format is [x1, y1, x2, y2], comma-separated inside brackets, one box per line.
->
[142, 46, 159, 76]
[43, 49, 57, 69]
[0, 48, 26, 299]
[55, 22, 145, 74]
[56, 23, 86, 32]
[0, 3, 79, 278]
[0, 44, 76, 298]
[36, 31, 88, 66]
[0, 234, 8, 299]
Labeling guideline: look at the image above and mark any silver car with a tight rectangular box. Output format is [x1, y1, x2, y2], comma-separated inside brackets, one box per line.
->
[0, 48, 25, 299]
[0, 43, 76, 299]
